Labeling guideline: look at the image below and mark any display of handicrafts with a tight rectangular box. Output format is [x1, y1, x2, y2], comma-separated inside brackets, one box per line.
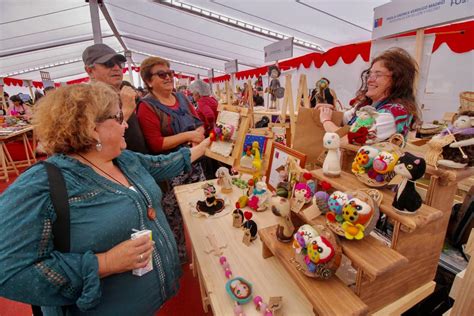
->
[291, 224, 341, 279]
[321, 190, 381, 240]
[426, 114, 474, 169]
[351, 142, 402, 187]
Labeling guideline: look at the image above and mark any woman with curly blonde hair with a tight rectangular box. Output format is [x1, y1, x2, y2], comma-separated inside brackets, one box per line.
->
[0, 82, 210, 315]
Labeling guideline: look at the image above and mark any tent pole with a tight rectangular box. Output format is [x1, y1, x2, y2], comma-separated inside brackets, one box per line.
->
[88, 0, 103, 44]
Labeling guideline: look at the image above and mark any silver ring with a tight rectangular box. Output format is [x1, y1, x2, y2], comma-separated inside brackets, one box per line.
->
[139, 254, 144, 261]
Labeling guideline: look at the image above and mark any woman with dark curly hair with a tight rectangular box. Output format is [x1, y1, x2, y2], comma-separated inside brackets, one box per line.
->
[318, 48, 420, 142]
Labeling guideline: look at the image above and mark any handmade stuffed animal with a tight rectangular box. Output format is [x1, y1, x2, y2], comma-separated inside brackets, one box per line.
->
[270, 189, 294, 242]
[352, 145, 380, 174]
[392, 153, 426, 215]
[438, 115, 474, 168]
[196, 183, 225, 215]
[322, 132, 341, 177]
[347, 106, 378, 145]
[368, 151, 399, 182]
[248, 181, 270, 211]
[306, 236, 335, 264]
[267, 65, 283, 110]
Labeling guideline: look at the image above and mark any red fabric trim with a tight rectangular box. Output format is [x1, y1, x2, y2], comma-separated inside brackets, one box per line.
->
[5, 21, 471, 87]
[3, 77, 23, 87]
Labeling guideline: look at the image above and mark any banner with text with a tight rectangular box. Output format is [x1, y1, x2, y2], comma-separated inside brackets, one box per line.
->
[372, 0, 473, 39]
[264, 37, 294, 63]
[224, 60, 238, 74]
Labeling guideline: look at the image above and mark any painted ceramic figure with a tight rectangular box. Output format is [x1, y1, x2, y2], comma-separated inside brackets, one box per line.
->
[322, 132, 341, 177]
[392, 153, 426, 215]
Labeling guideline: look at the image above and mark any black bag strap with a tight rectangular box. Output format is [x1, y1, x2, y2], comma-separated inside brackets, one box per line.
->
[31, 161, 70, 316]
[42, 161, 70, 253]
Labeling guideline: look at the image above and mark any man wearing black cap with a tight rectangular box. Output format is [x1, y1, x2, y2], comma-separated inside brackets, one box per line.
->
[82, 43, 148, 153]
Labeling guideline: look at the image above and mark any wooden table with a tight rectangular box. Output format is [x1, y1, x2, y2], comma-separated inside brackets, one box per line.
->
[0, 125, 36, 181]
[174, 180, 313, 315]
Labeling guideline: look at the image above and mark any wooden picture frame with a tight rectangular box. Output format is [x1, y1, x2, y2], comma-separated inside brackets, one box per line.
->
[205, 104, 250, 166]
[235, 128, 274, 175]
[266, 142, 306, 192]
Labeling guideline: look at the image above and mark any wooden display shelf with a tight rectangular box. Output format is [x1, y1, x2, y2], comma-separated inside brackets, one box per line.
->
[305, 216, 409, 282]
[259, 225, 369, 316]
[310, 169, 443, 233]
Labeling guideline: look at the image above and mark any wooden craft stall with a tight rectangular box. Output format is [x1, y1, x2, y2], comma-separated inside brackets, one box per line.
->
[0, 125, 36, 181]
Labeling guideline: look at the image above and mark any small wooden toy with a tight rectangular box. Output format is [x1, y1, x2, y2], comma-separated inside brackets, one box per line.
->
[392, 153, 426, 215]
[216, 167, 233, 194]
[322, 132, 341, 177]
[196, 183, 225, 215]
[204, 234, 227, 256]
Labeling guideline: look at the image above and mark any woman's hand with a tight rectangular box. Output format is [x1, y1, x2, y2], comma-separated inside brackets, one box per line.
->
[120, 86, 138, 121]
[97, 235, 154, 277]
[187, 129, 205, 144]
[315, 103, 334, 111]
[320, 107, 333, 123]
[190, 137, 211, 162]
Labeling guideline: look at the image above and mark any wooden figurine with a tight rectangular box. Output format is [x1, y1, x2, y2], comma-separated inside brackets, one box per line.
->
[204, 234, 227, 256]
[196, 183, 225, 215]
[270, 184, 295, 243]
[322, 132, 341, 177]
[392, 152, 426, 215]
[216, 167, 233, 193]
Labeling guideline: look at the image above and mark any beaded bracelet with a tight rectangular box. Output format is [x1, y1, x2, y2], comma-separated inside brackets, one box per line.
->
[219, 256, 273, 316]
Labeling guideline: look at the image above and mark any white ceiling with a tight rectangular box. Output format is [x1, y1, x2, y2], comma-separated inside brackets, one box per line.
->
[0, 0, 390, 82]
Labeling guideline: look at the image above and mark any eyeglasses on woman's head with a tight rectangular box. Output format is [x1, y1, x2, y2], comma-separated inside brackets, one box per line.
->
[101, 109, 124, 124]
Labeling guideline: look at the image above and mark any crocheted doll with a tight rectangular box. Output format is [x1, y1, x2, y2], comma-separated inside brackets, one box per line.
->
[196, 183, 225, 215]
[267, 65, 283, 110]
[392, 153, 426, 215]
[348, 106, 378, 145]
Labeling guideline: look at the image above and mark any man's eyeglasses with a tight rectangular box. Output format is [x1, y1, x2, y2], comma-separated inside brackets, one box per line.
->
[151, 70, 174, 80]
[101, 109, 124, 124]
[366, 71, 391, 80]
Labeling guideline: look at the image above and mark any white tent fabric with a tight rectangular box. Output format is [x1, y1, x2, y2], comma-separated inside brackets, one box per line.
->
[0, 0, 389, 82]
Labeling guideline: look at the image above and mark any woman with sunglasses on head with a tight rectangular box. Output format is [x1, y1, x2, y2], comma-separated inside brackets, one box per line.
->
[316, 48, 420, 142]
[137, 56, 206, 264]
[0, 82, 210, 315]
